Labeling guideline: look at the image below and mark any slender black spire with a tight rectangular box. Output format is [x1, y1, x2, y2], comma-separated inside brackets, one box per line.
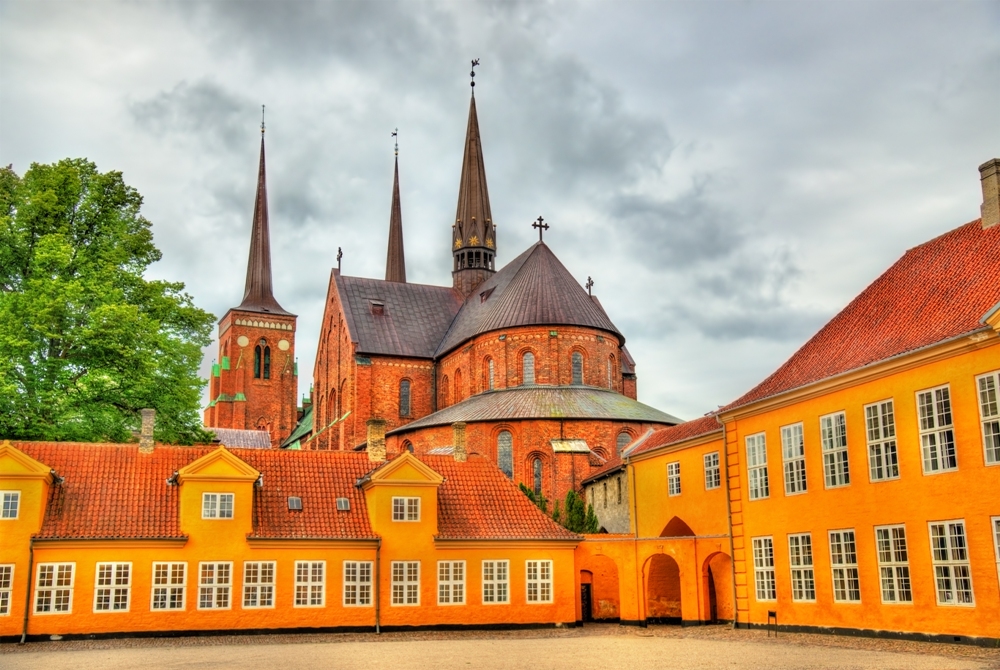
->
[385, 129, 406, 283]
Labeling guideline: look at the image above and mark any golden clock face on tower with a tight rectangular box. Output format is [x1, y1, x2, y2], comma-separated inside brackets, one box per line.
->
[278, 339, 290, 351]
[237, 335, 249, 347]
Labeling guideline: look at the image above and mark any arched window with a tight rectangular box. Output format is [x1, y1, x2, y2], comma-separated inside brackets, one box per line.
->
[522, 352, 535, 385]
[617, 431, 632, 454]
[532, 458, 543, 495]
[607, 356, 614, 389]
[263, 343, 271, 379]
[399, 380, 411, 417]
[254, 339, 271, 379]
[454, 369, 463, 404]
[440, 375, 450, 408]
[497, 431, 513, 479]
[485, 358, 495, 391]
[571, 352, 584, 385]
[403, 440, 414, 453]
[254, 345, 262, 379]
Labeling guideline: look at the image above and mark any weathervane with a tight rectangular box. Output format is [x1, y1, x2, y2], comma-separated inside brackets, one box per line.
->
[392, 128, 398, 156]
[532, 216, 549, 242]
[470, 58, 480, 93]
[586, 277, 594, 296]
[337, 247, 343, 271]
[261, 104, 265, 134]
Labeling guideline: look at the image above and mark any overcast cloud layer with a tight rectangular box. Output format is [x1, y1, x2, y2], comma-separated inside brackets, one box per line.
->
[2, 0, 998, 421]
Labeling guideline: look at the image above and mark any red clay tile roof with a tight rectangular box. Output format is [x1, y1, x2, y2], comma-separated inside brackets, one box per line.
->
[724, 220, 1000, 412]
[581, 452, 625, 485]
[423, 456, 580, 541]
[625, 415, 722, 459]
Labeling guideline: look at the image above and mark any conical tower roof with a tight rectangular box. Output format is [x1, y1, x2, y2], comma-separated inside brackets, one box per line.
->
[238, 134, 291, 315]
[452, 95, 496, 252]
[385, 155, 406, 283]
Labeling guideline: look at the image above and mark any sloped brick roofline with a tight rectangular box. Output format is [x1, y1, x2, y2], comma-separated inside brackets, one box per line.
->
[625, 415, 722, 459]
[723, 220, 1000, 413]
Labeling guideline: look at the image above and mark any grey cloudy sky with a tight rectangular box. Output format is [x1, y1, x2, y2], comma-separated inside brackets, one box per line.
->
[2, 0, 998, 422]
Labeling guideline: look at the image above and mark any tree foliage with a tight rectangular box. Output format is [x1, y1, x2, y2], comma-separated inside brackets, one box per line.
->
[0, 159, 215, 443]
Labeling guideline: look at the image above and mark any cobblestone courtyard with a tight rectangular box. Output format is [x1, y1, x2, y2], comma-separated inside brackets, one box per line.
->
[3, 624, 999, 669]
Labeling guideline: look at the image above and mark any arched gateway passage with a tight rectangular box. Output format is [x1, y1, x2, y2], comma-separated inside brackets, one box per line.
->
[645, 553, 682, 624]
[704, 552, 734, 623]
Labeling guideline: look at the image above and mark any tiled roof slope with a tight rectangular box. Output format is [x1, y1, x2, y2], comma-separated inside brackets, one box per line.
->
[387, 386, 683, 435]
[425, 456, 579, 540]
[436, 242, 623, 357]
[335, 273, 464, 358]
[725, 220, 1000, 412]
[626, 415, 722, 459]
[209, 428, 272, 449]
[581, 453, 624, 485]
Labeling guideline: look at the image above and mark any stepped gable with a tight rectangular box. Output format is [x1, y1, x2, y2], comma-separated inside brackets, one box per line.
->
[423, 455, 579, 540]
[387, 386, 682, 435]
[436, 242, 623, 357]
[335, 274, 464, 358]
[725, 219, 1000, 412]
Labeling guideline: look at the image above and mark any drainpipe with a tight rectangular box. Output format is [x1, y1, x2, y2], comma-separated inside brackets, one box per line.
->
[375, 538, 382, 634]
[627, 457, 645, 627]
[720, 418, 739, 630]
[20, 538, 34, 644]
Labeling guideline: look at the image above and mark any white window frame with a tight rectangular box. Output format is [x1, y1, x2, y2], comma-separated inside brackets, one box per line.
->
[526, 560, 553, 603]
[94, 562, 131, 613]
[875, 525, 912, 604]
[392, 496, 420, 522]
[977, 371, 1000, 465]
[929, 520, 974, 606]
[829, 530, 860, 603]
[482, 560, 509, 604]
[746, 433, 769, 500]
[667, 461, 681, 497]
[438, 560, 466, 605]
[294, 561, 326, 607]
[391, 561, 420, 606]
[788, 533, 816, 602]
[0, 564, 14, 616]
[151, 562, 186, 611]
[865, 399, 899, 482]
[343, 561, 373, 607]
[780, 423, 807, 495]
[917, 385, 957, 474]
[201, 492, 235, 519]
[34, 563, 74, 614]
[992, 516, 1000, 590]
[242, 561, 276, 609]
[704, 452, 721, 490]
[820, 412, 850, 488]
[0, 491, 19, 519]
[198, 562, 232, 610]
[751, 537, 776, 601]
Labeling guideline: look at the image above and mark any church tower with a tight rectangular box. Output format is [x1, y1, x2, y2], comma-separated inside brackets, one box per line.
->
[451, 82, 497, 296]
[204, 119, 298, 447]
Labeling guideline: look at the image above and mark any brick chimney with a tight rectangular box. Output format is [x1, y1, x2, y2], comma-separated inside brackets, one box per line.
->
[452, 422, 467, 462]
[981, 158, 999, 229]
[367, 418, 387, 462]
[139, 409, 155, 454]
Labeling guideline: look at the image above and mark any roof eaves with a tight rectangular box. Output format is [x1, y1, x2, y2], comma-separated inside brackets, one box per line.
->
[981, 299, 1000, 325]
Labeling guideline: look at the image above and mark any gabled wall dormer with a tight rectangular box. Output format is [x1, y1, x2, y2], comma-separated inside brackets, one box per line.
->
[359, 452, 443, 539]
[0, 441, 54, 539]
[176, 447, 259, 544]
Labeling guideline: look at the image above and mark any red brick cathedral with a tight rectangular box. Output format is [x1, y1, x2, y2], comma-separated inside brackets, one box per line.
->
[206, 90, 681, 502]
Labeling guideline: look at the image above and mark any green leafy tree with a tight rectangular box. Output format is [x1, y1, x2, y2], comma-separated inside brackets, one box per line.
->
[562, 490, 587, 533]
[0, 159, 215, 443]
[518, 482, 549, 515]
[551, 500, 561, 525]
[584, 503, 601, 534]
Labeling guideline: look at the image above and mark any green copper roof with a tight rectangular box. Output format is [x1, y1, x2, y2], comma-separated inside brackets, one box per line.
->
[281, 405, 313, 448]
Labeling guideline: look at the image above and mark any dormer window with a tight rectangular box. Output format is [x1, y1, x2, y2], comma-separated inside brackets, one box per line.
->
[369, 300, 385, 316]
[392, 496, 419, 521]
[336, 498, 350, 511]
[288, 496, 303, 511]
[202, 493, 234, 519]
[1, 491, 19, 519]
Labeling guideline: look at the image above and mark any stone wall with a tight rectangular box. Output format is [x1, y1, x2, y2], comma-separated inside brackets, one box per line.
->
[585, 469, 631, 534]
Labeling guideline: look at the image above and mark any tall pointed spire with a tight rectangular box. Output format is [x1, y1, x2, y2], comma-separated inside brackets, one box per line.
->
[238, 115, 290, 315]
[385, 131, 406, 283]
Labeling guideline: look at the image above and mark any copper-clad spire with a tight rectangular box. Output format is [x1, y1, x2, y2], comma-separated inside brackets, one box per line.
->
[238, 126, 291, 315]
[385, 143, 407, 283]
[453, 94, 495, 252]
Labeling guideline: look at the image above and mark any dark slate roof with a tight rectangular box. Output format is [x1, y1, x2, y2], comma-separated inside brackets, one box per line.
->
[336, 273, 464, 358]
[208, 428, 272, 449]
[621, 345, 636, 375]
[387, 386, 683, 435]
[435, 242, 624, 357]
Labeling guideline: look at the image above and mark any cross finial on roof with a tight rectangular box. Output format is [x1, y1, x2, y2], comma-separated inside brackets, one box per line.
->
[586, 276, 594, 296]
[470, 58, 479, 94]
[337, 247, 343, 271]
[392, 128, 398, 156]
[261, 104, 265, 135]
[532, 216, 549, 242]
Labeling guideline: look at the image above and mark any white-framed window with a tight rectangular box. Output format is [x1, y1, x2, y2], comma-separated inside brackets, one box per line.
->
[391, 561, 420, 605]
[929, 520, 974, 605]
[875, 525, 912, 603]
[746, 433, 769, 500]
[917, 386, 957, 473]
[522, 351, 535, 385]
[482, 560, 509, 604]
[820, 412, 850, 487]
[992, 517, 1000, 587]
[35, 563, 74, 614]
[865, 400, 899, 481]
[526, 560, 553, 603]
[0, 565, 13, 616]
[343, 561, 372, 607]
[0, 491, 19, 519]
[977, 371, 1000, 465]
[438, 561, 465, 605]
[202, 492, 234, 519]
[294, 561, 325, 607]
[788, 534, 816, 602]
[829, 530, 860, 603]
[243, 561, 275, 609]
[198, 562, 232, 610]
[151, 562, 186, 610]
[780, 423, 807, 495]
[392, 496, 420, 522]
[667, 462, 681, 496]
[752, 537, 776, 601]
[704, 452, 721, 490]
[94, 563, 131, 612]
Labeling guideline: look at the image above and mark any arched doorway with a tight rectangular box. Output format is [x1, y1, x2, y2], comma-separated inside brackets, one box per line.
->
[579, 555, 620, 621]
[703, 552, 734, 623]
[646, 553, 682, 624]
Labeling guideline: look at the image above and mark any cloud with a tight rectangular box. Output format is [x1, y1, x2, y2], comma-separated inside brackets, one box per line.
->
[130, 80, 254, 153]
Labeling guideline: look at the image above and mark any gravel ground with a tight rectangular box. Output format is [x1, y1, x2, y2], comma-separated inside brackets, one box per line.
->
[2, 624, 998, 669]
